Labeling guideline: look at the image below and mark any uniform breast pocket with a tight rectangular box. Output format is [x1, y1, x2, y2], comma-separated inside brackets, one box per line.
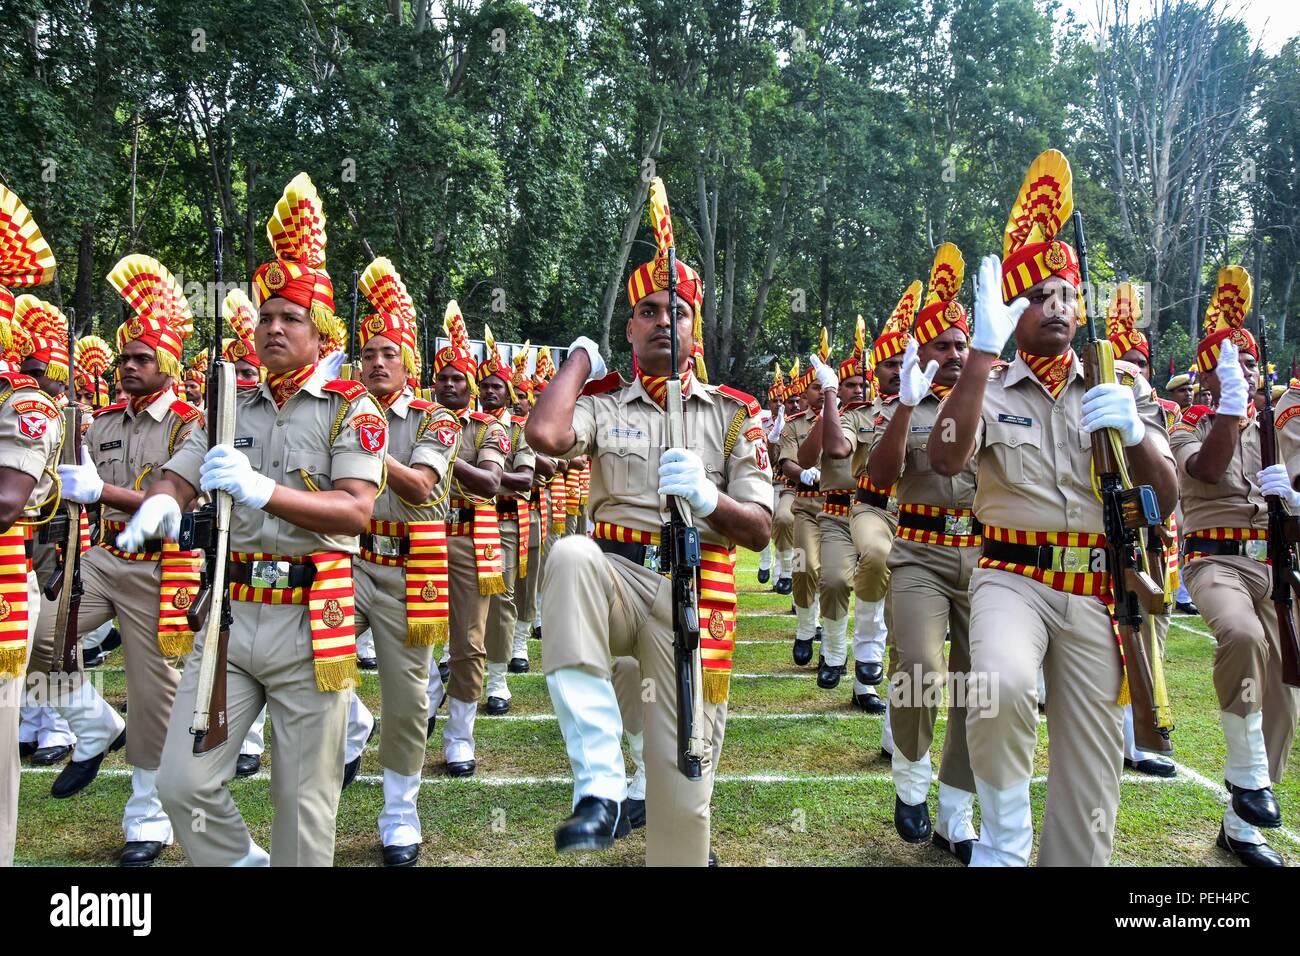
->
[235, 439, 265, 472]
[285, 447, 332, 491]
[906, 431, 934, 475]
[96, 451, 127, 488]
[984, 421, 1043, 485]
[597, 438, 650, 495]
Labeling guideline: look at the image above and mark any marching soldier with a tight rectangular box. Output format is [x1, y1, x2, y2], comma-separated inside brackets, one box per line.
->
[432, 302, 509, 775]
[797, 321, 868, 690]
[1176, 267, 1299, 867]
[778, 351, 825, 665]
[768, 361, 796, 595]
[351, 257, 460, 865]
[508, 352, 550, 673]
[929, 150, 1177, 866]
[121, 172, 386, 866]
[479, 327, 536, 715]
[525, 180, 771, 865]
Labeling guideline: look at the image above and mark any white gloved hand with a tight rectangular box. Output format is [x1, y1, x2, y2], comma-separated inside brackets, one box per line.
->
[199, 444, 276, 509]
[567, 335, 607, 382]
[898, 340, 939, 407]
[799, 467, 821, 486]
[971, 254, 1030, 356]
[1081, 382, 1145, 447]
[319, 349, 346, 380]
[116, 494, 182, 551]
[657, 448, 719, 518]
[1214, 339, 1249, 418]
[1258, 464, 1300, 508]
[765, 404, 785, 443]
[57, 453, 103, 504]
[810, 353, 838, 391]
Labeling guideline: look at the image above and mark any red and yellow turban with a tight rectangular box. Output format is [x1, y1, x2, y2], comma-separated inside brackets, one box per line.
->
[252, 173, 340, 354]
[222, 288, 261, 369]
[627, 177, 703, 311]
[789, 329, 830, 396]
[915, 243, 968, 345]
[74, 335, 114, 406]
[185, 351, 209, 398]
[768, 361, 786, 402]
[434, 299, 477, 394]
[1106, 282, 1147, 360]
[510, 343, 534, 404]
[1196, 266, 1254, 373]
[476, 324, 510, 385]
[358, 256, 418, 376]
[108, 254, 194, 379]
[839, 316, 868, 381]
[1001, 150, 1080, 303]
[14, 295, 70, 382]
[0, 184, 57, 333]
[873, 281, 921, 367]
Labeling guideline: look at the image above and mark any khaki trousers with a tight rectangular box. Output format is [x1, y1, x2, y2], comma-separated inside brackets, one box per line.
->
[447, 533, 490, 702]
[1, 571, 40, 866]
[966, 568, 1124, 867]
[485, 520, 520, 665]
[354, 559, 432, 777]
[773, 490, 795, 556]
[817, 512, 856, 619]
[886, 542, 977, 792]
[513, 509, 542, 630]
[541, 536, 725, 866]
[1184, 555, 1300, 782]
[613, 654, 726, 772]
[850, 504, 895, 602]
[792, 504, 821, 609]
[29, 546, 179, 768]
[156, 599, 349, 866]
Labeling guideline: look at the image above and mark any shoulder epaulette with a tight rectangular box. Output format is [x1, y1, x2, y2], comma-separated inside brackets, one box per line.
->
[92, 401, 128, 418]
[581, 371, 625, 396]
[468, 410, 495, 424]
[408, 397, 437, 413]
[322, 379, 368, 401]
[839, 400, 868, 413]
[0, 372, 41, 392]
[716, 384, 761, 418]
[169, 399, 203, 424]
[510, 414, 528, 426]
[1178, 405, 1213, 428]
[882, 394, 900, 405]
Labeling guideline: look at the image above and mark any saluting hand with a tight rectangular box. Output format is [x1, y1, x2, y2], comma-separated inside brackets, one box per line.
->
[567, 336, 607, 382]
[971, 254, 1029, 356]
[1214, 340, 1250, 418]
[200, 444, 276, 509]
[658, 448, 719, 518]
[898, 340, 939, 407]
[810, 353, 838, 392]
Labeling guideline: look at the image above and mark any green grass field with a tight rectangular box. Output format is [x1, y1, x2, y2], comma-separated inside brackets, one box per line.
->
[14, 548, 1300, 866]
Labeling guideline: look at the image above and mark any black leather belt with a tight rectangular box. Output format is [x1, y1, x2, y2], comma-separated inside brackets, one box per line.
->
[855, 488, 892, 510]
[982, 539, 1107, 572]
[359, 533, 410, 556]
[497, 502, 519, 519]
[824, 493, 853, 509]
[1183, 536, 1264, 558]
[596, 537, 655, 570]
[24, 538, 33, 560]
[228, 560, 317, 589]
[448, 507, 476, 524]
[899, 511, 982, 536]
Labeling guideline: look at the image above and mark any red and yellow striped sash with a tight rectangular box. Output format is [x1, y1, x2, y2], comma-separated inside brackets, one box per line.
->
[857, 475, 896, 494]
[550, 480, 567, 531]
[978, 526, 1109, 597]
[229, 551, 358, 692]
[0, 525, 31, 678]
[565, 468, 582, 516]
[100, 518, 201, 657]
[592, 522, 738, 705]
[1183, 526, 1267, 564]
[359, 518, 450, 647]
[516, 500, 531, 579]
[448, 499, 506, 596]
[821, 489, 854, 518]
[896, 503, 982, 548]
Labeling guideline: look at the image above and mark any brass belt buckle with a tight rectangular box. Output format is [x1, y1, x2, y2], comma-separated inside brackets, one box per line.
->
[372, 534, 402, 557]
[887, 496, 899, 515]
[645, 544, 661, 571]
[1245, 538, 1268, 562]
[944, 514, 974, 536]
[1055, 546, 1102, 573]
[251, 560, 291, 588]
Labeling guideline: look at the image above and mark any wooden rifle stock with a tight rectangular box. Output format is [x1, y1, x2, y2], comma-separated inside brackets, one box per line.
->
[48, 403, 84, 675]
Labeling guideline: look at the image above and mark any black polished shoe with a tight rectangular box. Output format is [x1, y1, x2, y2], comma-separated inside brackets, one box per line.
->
[708, 848, 719, 867]
[855, 661, 884, 686]
[933, 832, 974, 865]
[426, 715, 437, 740]
[621, 797, 646, 831]
[508, 657, 530, 674]
[1228, 782, 1282, 829]
[438, 661, 451, 685]
[341, 755, 361, 791]
[758, 567, 771, 584]
[1216, 825, 1284, 867]
[852, 690, 887, 714]
[235, 753, 261, 778]
[383, 843, 420, 867]
[485, 696, 510, 716]
[532, 625, 542, 642]
[814, 625, 823, 643]
[100, 627, 122, 654]
[446, 759, 476, 777]
[774, 577, 792, 595]
[1124, 756, 1176, 778]
[817, 661, 846, 690]
[31, 744, 72, 766]
[120, 841, 163, 867]
[357, 656, 378, 671]
[51, 729, 125, 799]
[1174, 601, 1200, 616]
[82, 647, 108, 668]
[894, 797, 932, 844]
[792, 638, 814, 666]
[18, 740, 36, 760]
[555, 796, 620, 854]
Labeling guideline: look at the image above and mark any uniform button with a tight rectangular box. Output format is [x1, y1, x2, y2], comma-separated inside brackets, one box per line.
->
[1057, 441, 1065, 448]
[272, 460, 280, 468]
[276, 420, 285, 427]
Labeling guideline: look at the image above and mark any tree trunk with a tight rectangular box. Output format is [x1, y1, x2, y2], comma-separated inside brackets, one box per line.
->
[75, 222, 95, 336]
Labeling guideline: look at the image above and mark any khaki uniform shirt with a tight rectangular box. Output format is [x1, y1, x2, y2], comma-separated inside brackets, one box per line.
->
[87, 387, 202, 525]
[1272, 388, 1300, 487]
[1168, 406, 1266, 533]
[165, 368, 386, 556]
[0, 375, 61, 521]
[778, 409, 820, 513]
[839, 398, 884, 482]
[451, 410, 510, 503]
[373, 391, 460, 524]
[877, 390, 977, 510]
[816, 411, 856, 494]
[493, 409, 537, 502]
[563, 373, 773, 546]
[967, 353, 1171, 533]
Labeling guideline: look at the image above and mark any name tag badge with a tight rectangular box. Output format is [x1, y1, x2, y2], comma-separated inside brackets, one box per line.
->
[233, 437, 255, 449]
[858, 425, 874, 434]
[910, 425, 933, 435]
[998, 414, 1033, 427]
[98, 440, 122, 451]
[610, 426, 646, 441]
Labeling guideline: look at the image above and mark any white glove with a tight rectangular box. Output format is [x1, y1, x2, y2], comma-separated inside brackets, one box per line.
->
[1215, 339, 1249, 418]
[319, 349, 346, 380]
[765, 404, 785, 443]
[1081, 382, 1145, 448]
[810, 353, 838, 391]
[971, 254, 1030, 356]
[199, 444, 276, 509]
[57, 453, 103, 504]
[799, 467, 821, 486]
[657, 448, 719, 518]
[567, 335, 607, 382]
[1258, 464, 1300, 508]
[898, 340, 939, 407]
[116, 494, 182, 551]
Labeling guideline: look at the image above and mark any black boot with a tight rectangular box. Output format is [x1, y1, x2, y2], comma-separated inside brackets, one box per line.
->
[817, 660, 845, 689]
[341, 755, 361, 791]
[1124, 756, 1175, 778]
[774, 577, 792, 595]
[932, 832, 974, 865]
[31, 744, 72, 766]
[1228, 782, 1282, 829]
[894, 797, 932, 844]
[852, 689, 886, 713]
[383, 844, 420, 867]
[485, 696, 510, 716]
[758, 566, 771, 584]
[555, 796, 620, 854]
[51, 729, 126, 799]
[508, 657, 530, 674]
[119, 841, 163, 867]
[855, 660, 884, 686]
[1216, 825, 1283, 867]
[792, 637, 814, 666]
[235, 753, 261, 777]
[438, 660, 451, 685]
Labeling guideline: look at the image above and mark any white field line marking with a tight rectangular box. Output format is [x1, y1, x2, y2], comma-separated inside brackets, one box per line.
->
[90, 667, 814, 680]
